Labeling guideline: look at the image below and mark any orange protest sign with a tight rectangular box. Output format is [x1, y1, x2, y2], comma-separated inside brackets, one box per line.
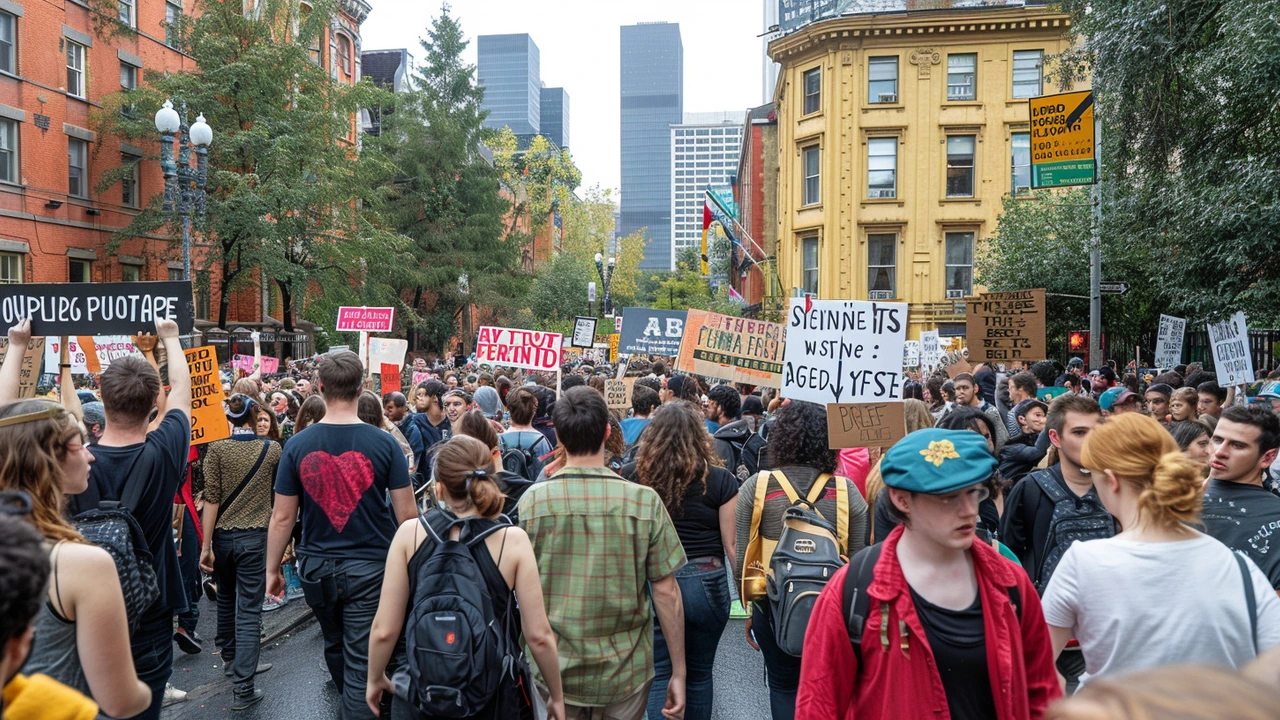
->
[381, 363, 400, 396]
[76, 335, 101, 374]
[185, 345, 229, 446]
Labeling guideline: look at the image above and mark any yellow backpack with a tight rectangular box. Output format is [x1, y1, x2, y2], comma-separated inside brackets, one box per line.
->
[740, 470, 849, 605]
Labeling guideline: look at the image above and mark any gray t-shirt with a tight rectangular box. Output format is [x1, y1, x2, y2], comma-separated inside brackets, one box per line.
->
[1041, 533, 1280, 685]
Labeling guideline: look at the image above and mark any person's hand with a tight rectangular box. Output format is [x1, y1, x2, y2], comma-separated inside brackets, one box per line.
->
[266, 567, 285, 598]
[7, 318, 30, 348]
[199, 547, 215, 575]
[661, 675, 686, 720]
[744, 615, 760, 651]
[545, 697, 566, 720]
[155, 317, 180, 340]
[365, 672, 393, 716]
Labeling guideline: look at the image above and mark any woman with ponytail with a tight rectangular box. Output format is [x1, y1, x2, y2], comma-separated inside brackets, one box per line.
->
[1041, 412, 1280, 685]
[365, 435, 565, 720]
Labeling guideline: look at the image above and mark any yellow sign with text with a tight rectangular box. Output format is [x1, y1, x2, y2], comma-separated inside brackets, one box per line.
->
[1029, 90, 1096, 188]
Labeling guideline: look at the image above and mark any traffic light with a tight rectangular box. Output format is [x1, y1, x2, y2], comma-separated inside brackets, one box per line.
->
[1068, 330, 1089, 367]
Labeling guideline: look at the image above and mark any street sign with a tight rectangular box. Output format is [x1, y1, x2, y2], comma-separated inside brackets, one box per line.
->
[1099, 281, 1129, 295]
[1029, 90, 1096, 188]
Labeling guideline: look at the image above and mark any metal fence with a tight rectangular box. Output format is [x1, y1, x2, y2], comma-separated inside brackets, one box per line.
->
[1100, 329, 1280, 374]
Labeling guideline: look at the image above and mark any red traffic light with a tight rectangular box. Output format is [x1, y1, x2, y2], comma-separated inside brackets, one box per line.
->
[1069, 332, 1087, 350]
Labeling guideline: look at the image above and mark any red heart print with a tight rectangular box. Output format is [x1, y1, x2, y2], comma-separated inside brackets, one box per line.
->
[299, 451, 375, 533]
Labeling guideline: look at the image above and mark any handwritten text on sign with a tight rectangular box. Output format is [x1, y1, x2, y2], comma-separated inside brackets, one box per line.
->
[185, 345, 230, 446]
[231, 354, 280, 375]
[1207, 312, 1254, 387]
[335, 307, 395, 333]
[605, 378, 636, 409]
[827, 402, 907, 449]
[781, 299, 907, 406]
[1154, 315, 1186, 369]
[475, 326, 563, 372]
[965, 289, 1046, 364]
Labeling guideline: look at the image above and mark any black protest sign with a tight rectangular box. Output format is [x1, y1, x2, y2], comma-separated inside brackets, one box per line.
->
[618, 308, 687, 357]
[0, 281, 195, 336]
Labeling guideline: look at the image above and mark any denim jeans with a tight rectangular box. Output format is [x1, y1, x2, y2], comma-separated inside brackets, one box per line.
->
[176, 506, 202, 634]
[298, 556, 391, 720]
[646, 558, 730, 720]
[128, 610, 174, 720]
[212, 528, 267, 691]
[751, 602, 801, 720]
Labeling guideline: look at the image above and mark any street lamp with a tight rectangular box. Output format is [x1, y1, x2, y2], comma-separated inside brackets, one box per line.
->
[155, 98, 213, 282]
[594, 253, 616, 318]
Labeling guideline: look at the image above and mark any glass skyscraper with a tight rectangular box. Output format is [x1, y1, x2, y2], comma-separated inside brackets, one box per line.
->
[671, 112, 746, 268]
[539, 87, 570, 148]
[477, 34, 541, 136]
[620, 22, 683, 270]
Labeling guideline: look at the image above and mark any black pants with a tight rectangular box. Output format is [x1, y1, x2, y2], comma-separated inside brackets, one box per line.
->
[213, 528, 268, 691]
[127, 609, 174, 720]
[176, 506, 202, 634]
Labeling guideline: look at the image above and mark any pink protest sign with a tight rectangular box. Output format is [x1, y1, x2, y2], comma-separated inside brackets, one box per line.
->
[475, 326, 562, 372]
[335, 306, 396, 333]
[232, 354, 279, 374]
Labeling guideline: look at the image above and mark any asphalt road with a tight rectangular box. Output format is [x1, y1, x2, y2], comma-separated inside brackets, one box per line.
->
[162, 598, 771, 720]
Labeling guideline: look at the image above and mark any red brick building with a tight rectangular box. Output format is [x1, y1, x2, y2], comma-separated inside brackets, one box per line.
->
[733, 103, 778, 309]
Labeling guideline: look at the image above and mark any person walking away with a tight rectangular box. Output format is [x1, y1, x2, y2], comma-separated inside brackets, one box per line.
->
[1041, 413, 1280, 685]
[630, 402, 738, 720]
[620, 386, 659, 448]
[795, 429, 1061, 720]
[499, 388, 553, 483]
[266, 351, 417, 720]
[199, 395, 283, 709]
[1200, 405, 1280, 588]
[708, 385, 752, 480]
[517, 387, 687, 720]
[365, 436, 565, 720]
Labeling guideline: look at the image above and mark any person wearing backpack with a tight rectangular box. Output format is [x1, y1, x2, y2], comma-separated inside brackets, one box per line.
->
[365, 435, 565, 720]
[499, 388, 551, 483]
[733, 401, 868, 720]
[795, 428, 1060, 720]
[708, 385, 752, 481]
[197, 395, 282, 710]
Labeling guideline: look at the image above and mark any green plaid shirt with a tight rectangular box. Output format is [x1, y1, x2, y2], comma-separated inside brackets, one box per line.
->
[517, 466, 686, 705]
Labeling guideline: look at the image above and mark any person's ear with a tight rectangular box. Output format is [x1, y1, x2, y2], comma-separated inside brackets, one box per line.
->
[1263, 447, 1279, 470]
[1048, 428, 1061, 449]
[1103, 469, 1121, 494]
[888, 487, 912, 516]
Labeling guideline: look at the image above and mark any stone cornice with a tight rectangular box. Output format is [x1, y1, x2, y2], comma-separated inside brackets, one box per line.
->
[338, 0, 370, 25]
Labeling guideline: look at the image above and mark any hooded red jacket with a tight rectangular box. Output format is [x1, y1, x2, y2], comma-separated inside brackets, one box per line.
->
[796, 525, 1061, 720]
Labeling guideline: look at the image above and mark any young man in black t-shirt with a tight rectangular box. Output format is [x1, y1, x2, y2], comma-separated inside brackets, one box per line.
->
[267, 351, 415, 720]
[1201, 405, 1280, 588]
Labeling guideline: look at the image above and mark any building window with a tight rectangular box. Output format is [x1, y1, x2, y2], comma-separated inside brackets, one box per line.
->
[868, 234, 896, 298]
[68, 258, 91, 283]
[120, 63, 137, 89]
[802, 145, 820, 206]
[947, 53, 977, 101]
[803, 67, 821, 115]
[165, 2, 181, 47]
[168, 267, 184, 281]
[946, 135, 976, 198]
[66, 41, 86, 98]
[945, 232, 974, 297]
[867, 138, 896, 199]
[121, 264, 140, 282]
[0, 253, 21, 283]
[0, 119, 16, 185]
[1011, 132, 1031, 194]
[0, 12, 15, 75]
[68, 138, 87, 197]
[1012, 50, 1043, 99]
[337, 34, 352, 76]
[121, 154, 139, 207]
[868, 57, 898, 103]
[118, 0, 134, 27]
[802, 237, 819, 295]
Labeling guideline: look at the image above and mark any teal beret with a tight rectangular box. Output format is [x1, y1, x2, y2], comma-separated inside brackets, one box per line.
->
[881, 428, 997, 495]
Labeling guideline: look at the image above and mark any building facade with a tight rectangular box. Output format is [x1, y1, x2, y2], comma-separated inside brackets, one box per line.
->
[620, 21, 682, 271]
[477, 33, 541, 136]
[670, 111, 744, 270]
[769, 2, 1078, 338]
[539, 86, 569, 148]
[734, 103, 778, 308]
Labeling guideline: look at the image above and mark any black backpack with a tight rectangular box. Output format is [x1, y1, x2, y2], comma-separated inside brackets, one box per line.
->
[500, 434, 545, 483]
[1030, 467, 1116, 594]
[69, 467, 160, 631]
[395, 513, 521, 717]
[741, 418, 774, 477]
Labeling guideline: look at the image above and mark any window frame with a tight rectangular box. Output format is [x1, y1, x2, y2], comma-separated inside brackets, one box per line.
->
[945, 135, 976, 198]
[336, 33, 352, 76]
[1011, 132, 1031, 195]
[0, 11, 15, 76]
[165, 2, 182, 48]
[801, 144, 821, 207]
[0, 252, 21, 284]
[1012, 49, 1043, 99]
[68, 258, 91, 283]
[0, 118, 17, 185]
[168, 267, 184, 281]
[867, 56, 899, 104]
[66, 40, 86, 98]
[67, 138, 88, 198]
[120, 62, 137, 89]
[121, 153, 139, 207]
[118, 0, 135, 27]
[802, 66, 821, 115]
[120, 263, 141, 282]
[867, 137, 897, 199]
[947, 53, 977, 101]
[801, 236, 819, 295]
[944, 232, 975, 297]
[867, 233, 897, 298]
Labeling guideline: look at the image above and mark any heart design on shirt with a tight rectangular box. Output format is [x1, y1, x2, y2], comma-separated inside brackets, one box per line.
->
[299, 451, 375, 533]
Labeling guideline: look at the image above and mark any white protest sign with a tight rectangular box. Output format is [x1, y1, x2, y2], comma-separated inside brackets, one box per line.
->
[903, 341, 921, 368]
[44, 335, 140, 374]
[368, 337, 408, 370]
[475, 326, 563, 372]
[921, 330, 940, 370]
[781, 298, 908, 406]
[1154, 315, 1186, 369]
[571, 316, 597, 349]
[1207, 312, 1254, 387]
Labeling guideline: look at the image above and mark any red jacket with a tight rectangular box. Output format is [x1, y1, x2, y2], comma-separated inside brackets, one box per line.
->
[796, 525, 1060, 720]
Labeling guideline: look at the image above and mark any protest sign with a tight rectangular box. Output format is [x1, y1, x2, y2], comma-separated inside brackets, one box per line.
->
[412, 371, 429, 387]
[44, 336, 140, 375]
[185, 345, 230, 446]
[780, 299, 907, 405]
[921, 330, 940, 371]
[0, 281, 194, 336]
[1154, 315, 1186, 369]
[614, 316, 623, 333]
[608, 334, 619, 363]
[475, 326, 562, 371]
[335, 306, 395, 333]
[618, 308, 687, 357]
[903, 341, 921, 368]
[945, 358, 973, 378]
[380, 363, 400, 396]
[76, 337, 100, 374]
[231, 354, 280, 375]
[1208, 312, 1254, 387]
[965, 289, 1046, 364]
[0, 338, 43, 399]
[827, 402, 907, 449]
[677, 310, 786, 387]
[571, 317, 597, 349]
[604, 377, 636, 409]
[368, 338, 408, 370]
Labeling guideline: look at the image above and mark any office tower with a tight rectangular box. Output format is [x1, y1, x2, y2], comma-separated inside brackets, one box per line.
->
[670, 112, 746, 269]
[477, 34, 541, 136]
[540, 87, 570, 148]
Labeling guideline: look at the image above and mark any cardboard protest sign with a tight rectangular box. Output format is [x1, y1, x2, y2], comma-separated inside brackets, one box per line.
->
[608, 334, 619, 363]
[677, 310, 785, 388]
[0, 282, 194, 336]
[965, 289, 1046, 365]
[1154, 315, 1186, 369]
[44, 336, 140, 374]
[921, 330, 940, 371]
[368, 338, 408, 370]
[827, 402, 907, 449]
[185, 345, 230, 446]
[475, 326, 562, 372]
[335, 306, 395, 333]
[903, 341, 921, 368]
[1208, 312, 1254, 387]
[380, 363, 400, 396]
[571, 317, 597, 349]
[945, 358, 973, 378]
[781, 299, 907, 405]
[231, 354, 280, 375]
[618, 308, 687, 357]
[604, 377, 635, 409]
[0, 338, 44, 399]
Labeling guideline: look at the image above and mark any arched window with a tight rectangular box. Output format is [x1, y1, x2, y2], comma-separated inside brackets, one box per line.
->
[337, 34, 352, 77]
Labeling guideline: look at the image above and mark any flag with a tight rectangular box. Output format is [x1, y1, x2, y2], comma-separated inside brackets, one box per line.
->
[700, 201, 712, 275]
[728, 286, 746, 305]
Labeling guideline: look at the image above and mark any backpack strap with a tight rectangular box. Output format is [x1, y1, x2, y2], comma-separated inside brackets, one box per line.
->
[748, 471, 770, 537]
[773, 470, 801, 505]
[1234, 551, 1259, 655]
[834, 477, 849, 556]
[843, 543, 884, 664]
[215, 439, 271, 524]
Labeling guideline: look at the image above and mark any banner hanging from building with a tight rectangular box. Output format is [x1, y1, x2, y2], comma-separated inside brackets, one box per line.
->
[676, 310, 785, 387]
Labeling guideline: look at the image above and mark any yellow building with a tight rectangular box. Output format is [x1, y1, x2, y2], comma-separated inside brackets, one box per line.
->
[769, 3, 1082, 338]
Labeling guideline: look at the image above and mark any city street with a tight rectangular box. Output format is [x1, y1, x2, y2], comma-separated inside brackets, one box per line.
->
[162, 597, 769, 720]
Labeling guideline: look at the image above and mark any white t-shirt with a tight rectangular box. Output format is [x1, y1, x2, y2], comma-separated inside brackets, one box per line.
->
[1041, 533, 1280, 685]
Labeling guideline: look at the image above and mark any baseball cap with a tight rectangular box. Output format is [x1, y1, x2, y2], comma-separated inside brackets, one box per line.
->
[1259, 381, 1280, 400]
[1068, 357, 1083, 368]
[1099, 387, 1139, 412]
[1013, 398, 1049, 419]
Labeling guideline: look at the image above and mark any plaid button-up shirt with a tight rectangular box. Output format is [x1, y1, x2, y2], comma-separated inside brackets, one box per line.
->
[517, 465, 686, 706]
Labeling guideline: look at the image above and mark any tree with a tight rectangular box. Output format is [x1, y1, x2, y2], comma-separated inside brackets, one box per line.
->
[490, 129, 582, 252]
[652, 247, 745, 316]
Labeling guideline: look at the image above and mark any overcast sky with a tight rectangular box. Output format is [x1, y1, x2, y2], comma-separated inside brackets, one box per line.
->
[362, 0, 766, 198]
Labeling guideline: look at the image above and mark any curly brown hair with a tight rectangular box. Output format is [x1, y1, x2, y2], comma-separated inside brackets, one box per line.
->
[635, 401, 722, 516]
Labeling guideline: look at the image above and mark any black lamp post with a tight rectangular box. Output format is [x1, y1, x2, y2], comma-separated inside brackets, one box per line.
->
[594, 252, 615, 318]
